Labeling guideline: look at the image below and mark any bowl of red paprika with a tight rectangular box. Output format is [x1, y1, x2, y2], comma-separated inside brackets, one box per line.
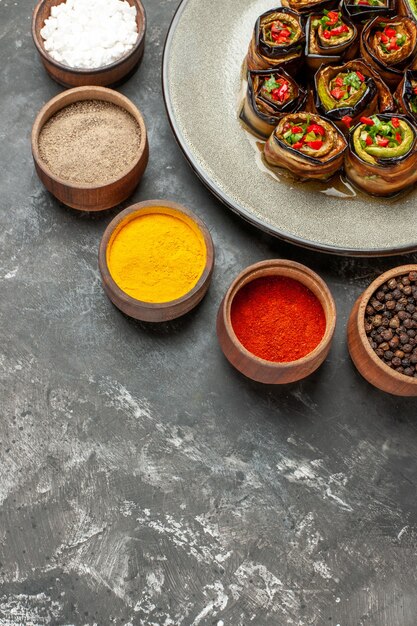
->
[216, 259, 336, 384]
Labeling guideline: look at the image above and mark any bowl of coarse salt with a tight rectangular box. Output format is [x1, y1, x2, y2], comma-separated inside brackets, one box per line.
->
[32, 0, 146, 88]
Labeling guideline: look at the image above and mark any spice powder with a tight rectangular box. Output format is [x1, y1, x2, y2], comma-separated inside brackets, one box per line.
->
[107, 209, 207, 304]
[38, 100, 141, 185]
[231, 275, 326, 362]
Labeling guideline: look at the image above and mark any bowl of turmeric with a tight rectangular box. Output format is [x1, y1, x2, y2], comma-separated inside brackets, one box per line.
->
[98, 200, 215, 322]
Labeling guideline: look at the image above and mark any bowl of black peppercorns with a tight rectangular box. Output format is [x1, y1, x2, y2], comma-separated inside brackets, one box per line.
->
[348, 265, 417, 397]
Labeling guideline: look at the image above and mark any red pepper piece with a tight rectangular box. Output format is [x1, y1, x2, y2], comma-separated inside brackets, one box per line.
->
[277, 83, 289, 101]
[280, 29, 291, 39]
[329, 24, 349, 35]
[365, 135, 373, 146]
[387, 39, 399, 51]
[292, 141, 304, 149]
[380, 33, 389, 43]
[385, 27, 397, 38]
[326, 11, 339, 24]
[307, 140, 323, 149]
[414, 86, 417, 95]
[291, 125, 303, 133]
[395, 132, 402, 143]
[392, 117, 400, 128]
[356, 71, 365, 82]
[323, 30, 331, 39]
[331, 87, 346, 100]
[335, 76, 344, 87]
[341, 115, 353, 128]
[377, 137, 389, 147]
[360, 116, 374, 126]
[307, 123, 325, 136]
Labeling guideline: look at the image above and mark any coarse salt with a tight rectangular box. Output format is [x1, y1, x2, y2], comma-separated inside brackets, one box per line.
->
[40, 0, 139, 69]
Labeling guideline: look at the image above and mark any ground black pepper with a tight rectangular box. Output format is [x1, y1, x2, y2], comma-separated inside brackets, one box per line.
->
[364, 272, 417, 377]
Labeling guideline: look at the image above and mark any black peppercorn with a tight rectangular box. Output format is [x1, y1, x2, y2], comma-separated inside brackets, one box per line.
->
[389, 317, 400, 329]
[389, 336, 400, 349]
[364, 273, 417, 378]
[373, 315, 383, 327]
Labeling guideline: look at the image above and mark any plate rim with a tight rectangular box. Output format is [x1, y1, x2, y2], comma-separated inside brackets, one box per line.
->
[162, 0, 417, 257]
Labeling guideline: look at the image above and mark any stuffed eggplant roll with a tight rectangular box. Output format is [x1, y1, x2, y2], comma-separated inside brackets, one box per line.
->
[343, 0, 396, 24]
[314, 60, 394, 132]
[264, 112, 347, 179]
[345, 114, 417, 195]
[394, 70, 417, 121]
[247, 8, 305, 73]
[306, 9, 358, 71]
[360, 16, 417, 89]
[398, 0, 417, 23]
[241, 70, 307, 138]
[281, 0, 338, 14]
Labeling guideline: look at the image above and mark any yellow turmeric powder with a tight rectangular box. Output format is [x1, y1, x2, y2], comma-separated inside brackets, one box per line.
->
[107, 207, 207, 304]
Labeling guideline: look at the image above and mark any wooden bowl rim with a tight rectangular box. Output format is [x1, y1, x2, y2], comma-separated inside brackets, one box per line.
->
[222, 259, 337, 368]
[354, 263, 417, 386]
[31, 86, 148, 191]
[98, 199, 215, 311]
[32, 0, 146, 75]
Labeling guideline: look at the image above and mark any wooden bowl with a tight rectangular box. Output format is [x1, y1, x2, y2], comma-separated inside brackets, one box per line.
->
[32, 0, 146, 88]
[98, 200, 215, 322]
[216, 259, 336, 384]
[348, 264, 417, 396]
[31, 86, 149, 211]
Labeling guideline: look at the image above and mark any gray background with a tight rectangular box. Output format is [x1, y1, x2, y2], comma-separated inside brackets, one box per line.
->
[1, 1, 417, 625]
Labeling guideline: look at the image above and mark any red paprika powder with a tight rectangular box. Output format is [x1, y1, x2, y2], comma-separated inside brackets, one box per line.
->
[231, 275, 326, 362]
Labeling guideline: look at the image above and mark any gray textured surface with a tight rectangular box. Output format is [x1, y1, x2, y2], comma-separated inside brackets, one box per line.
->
[1, 1, 417, 625]
[165, 0, 417, 254]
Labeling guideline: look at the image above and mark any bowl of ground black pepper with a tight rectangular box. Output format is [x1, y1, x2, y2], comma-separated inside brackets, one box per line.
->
[31, 86, 148, 211]
[348, 265, 417, 396]
[216, 260, 337, 384]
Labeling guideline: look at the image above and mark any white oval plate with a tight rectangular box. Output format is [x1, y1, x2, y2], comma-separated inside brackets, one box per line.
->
[162, 0, 417, 256]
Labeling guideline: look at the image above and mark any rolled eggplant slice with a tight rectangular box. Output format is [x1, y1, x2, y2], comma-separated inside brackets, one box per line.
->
[241, 70, 307, 138]
[343, 0, 397, 24]
[314, 60, 394, 132]
[247, 8, 305, 73]
[360, 16, 417, 89]
[398, 0, 417, 23]
[344, 113, 417, 195]
[281, 0, 338, 14]
[264, 112, 348, 179]
[306, 9, 358, 71]
[395, 70, 417, 121]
